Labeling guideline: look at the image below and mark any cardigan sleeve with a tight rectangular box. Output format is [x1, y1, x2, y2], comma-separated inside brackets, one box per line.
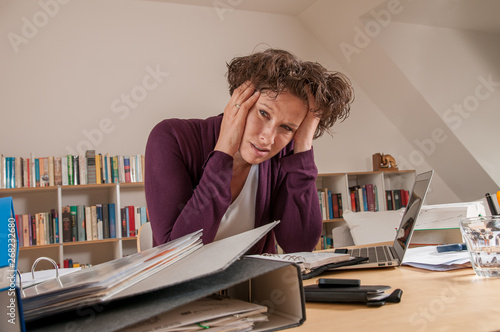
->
[271, 148, 323, 253]
[144, 120, 233, 246]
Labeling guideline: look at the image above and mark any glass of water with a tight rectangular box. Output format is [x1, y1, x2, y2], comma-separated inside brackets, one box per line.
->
[460, 217, 500, 277]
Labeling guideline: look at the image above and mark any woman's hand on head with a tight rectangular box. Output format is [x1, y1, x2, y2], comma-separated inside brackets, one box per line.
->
[293, 109, 320, 153]
[214, 81, 260, 157]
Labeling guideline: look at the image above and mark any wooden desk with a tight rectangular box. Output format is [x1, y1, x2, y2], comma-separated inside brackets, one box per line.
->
[295, 265, 500, 331]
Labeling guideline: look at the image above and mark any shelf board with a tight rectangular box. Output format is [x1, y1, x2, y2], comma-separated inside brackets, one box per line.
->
[317, 170, 415, 177]
[19, 237, 138, 250]
[19, 243, 60, 251]
[0, 182, 144, 194]
[0, 186, 58, 194]
[322, 218, 344, 223]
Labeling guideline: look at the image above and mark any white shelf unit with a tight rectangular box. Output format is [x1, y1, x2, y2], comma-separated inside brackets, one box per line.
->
[316, 170, 416, 218]
[0, 183, 145, 273]
[315, 170, 415, 248]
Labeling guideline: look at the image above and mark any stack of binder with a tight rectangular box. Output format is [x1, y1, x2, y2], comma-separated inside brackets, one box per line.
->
[19, 221, 306, 331]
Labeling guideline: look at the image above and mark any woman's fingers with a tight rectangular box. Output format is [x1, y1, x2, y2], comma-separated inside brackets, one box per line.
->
[293, 110, 320, 153]
[215, 81, 260, 156]
[229, 81, 256, 114]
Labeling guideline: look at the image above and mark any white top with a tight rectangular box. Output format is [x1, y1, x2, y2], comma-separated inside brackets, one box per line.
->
[214, 164, 259, 241]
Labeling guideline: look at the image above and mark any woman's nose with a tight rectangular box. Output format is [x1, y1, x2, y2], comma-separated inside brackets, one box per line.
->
[260, 125, 275, 146]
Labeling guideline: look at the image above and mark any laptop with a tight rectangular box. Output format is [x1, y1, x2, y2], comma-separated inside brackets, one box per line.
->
[339, 170, 434, 270]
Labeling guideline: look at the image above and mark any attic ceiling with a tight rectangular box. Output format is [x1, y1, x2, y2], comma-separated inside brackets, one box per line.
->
[158, 0, 500, 34]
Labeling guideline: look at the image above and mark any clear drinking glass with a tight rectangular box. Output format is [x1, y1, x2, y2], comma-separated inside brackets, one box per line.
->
[460, 217, 500, 277]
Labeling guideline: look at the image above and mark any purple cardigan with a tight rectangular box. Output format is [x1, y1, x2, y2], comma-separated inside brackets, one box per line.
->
[144, 115, 322, 254]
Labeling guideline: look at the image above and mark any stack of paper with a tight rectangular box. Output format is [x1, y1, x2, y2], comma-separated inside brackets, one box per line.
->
[22, 230, 203, 320]
[416, 202, 485, 230]
[247, 251, 350, 272]
[121, 297, 268, 332]
[402, 246, 471, 271]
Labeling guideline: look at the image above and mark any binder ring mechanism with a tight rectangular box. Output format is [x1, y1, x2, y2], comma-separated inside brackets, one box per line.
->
[17, 257, 62, 296]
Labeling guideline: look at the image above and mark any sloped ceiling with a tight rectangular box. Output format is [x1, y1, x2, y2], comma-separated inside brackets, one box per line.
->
[297, 0, 500, 201]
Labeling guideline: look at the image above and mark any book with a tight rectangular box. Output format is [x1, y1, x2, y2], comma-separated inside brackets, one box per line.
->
[22, 214, 30, 247]
[111, 156, 119, 183]
[61, 157, 68, 186]
[90, 206, 97, 240]
[73, 155, 79, 185]
[67, 155, 74, 186]
[109, 203, 116, 238]
[70, 206, 77, 241]
[96, 204, 103, 240]
[48, 156, 54, 186]
[385, 190, 394, 210]
[128, 205, 136, 237]
[53, 157, 62, 186]
[327, 190, 334, 219]
[51, 208, 59, 244]
[103, 204, 109, 239]
[337, 193, 344, 217]
[248, 251, 350, 272]
[85, 206, 93, 241]
[95, 154, 102, 184]
[393, 190, 402, 210]
[85, 150, 96, 184]
[124, 156, 131, 183]
[15, 157, 22, 188]
[365, 184, 376, 212]
[77, 205, 86, 242]
[62, 206, 72, 243]
[30, 215, 36, 246]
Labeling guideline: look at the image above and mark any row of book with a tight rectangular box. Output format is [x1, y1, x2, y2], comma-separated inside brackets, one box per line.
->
[317, 189, 344, 220]
[385, 189, 410, 210]
[63, 258, 91, 269]
[349, 184, 379, 212]
[1, 150, 145, 189]
[315, 235, 334, 251]
[349, 185, 410, 212]
[14, 204, 149, 247]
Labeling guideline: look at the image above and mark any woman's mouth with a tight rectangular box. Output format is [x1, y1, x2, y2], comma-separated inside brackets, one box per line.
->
[251, 143, 269, 157]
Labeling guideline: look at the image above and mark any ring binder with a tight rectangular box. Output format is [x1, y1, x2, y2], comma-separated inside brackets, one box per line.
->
[0, 197, 27, 332]
[31, 257, 60, 279]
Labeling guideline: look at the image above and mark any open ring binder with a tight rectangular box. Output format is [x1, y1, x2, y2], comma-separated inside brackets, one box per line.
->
[31, 257, 60, 280]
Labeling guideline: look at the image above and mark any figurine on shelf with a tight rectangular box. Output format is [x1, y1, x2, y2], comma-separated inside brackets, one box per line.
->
[372, 153, 398, 171]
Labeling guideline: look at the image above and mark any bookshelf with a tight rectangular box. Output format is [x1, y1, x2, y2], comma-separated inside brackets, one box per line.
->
[3, 159, 414, 269]
[315, 170, 416, 249]
[0, 183, 146, 273]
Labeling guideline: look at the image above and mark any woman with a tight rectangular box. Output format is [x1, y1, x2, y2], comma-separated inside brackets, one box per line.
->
[145, 49, 354, 254]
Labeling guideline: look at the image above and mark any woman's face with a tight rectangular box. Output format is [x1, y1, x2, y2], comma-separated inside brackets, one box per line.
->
[238, 91, 308, 165]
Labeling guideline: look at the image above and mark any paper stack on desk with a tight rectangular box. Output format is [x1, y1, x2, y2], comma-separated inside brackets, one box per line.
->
[246, 251, 351, 272]
[402, 246, 471, 271]
[121, 297, 268, 332]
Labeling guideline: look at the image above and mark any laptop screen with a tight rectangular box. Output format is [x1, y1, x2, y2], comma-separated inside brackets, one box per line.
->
[392, 170, 433, 261]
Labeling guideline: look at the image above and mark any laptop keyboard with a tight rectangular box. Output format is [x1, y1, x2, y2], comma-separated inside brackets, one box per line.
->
[349, 246, 394, 264]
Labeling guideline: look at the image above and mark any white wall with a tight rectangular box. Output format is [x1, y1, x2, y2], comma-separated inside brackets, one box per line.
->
[1, 0, 335, 158]
[1, 0, 457, 204]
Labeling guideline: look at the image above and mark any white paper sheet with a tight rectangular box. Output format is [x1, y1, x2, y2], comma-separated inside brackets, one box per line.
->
[402, 245, 471, 271]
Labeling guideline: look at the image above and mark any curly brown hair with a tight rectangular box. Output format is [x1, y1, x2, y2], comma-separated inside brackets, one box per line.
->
[226, 49, 354, 139]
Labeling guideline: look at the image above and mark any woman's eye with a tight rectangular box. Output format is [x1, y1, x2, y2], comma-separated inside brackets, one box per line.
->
[282, 125, 293, 132]
[259, 110, 269, 118]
